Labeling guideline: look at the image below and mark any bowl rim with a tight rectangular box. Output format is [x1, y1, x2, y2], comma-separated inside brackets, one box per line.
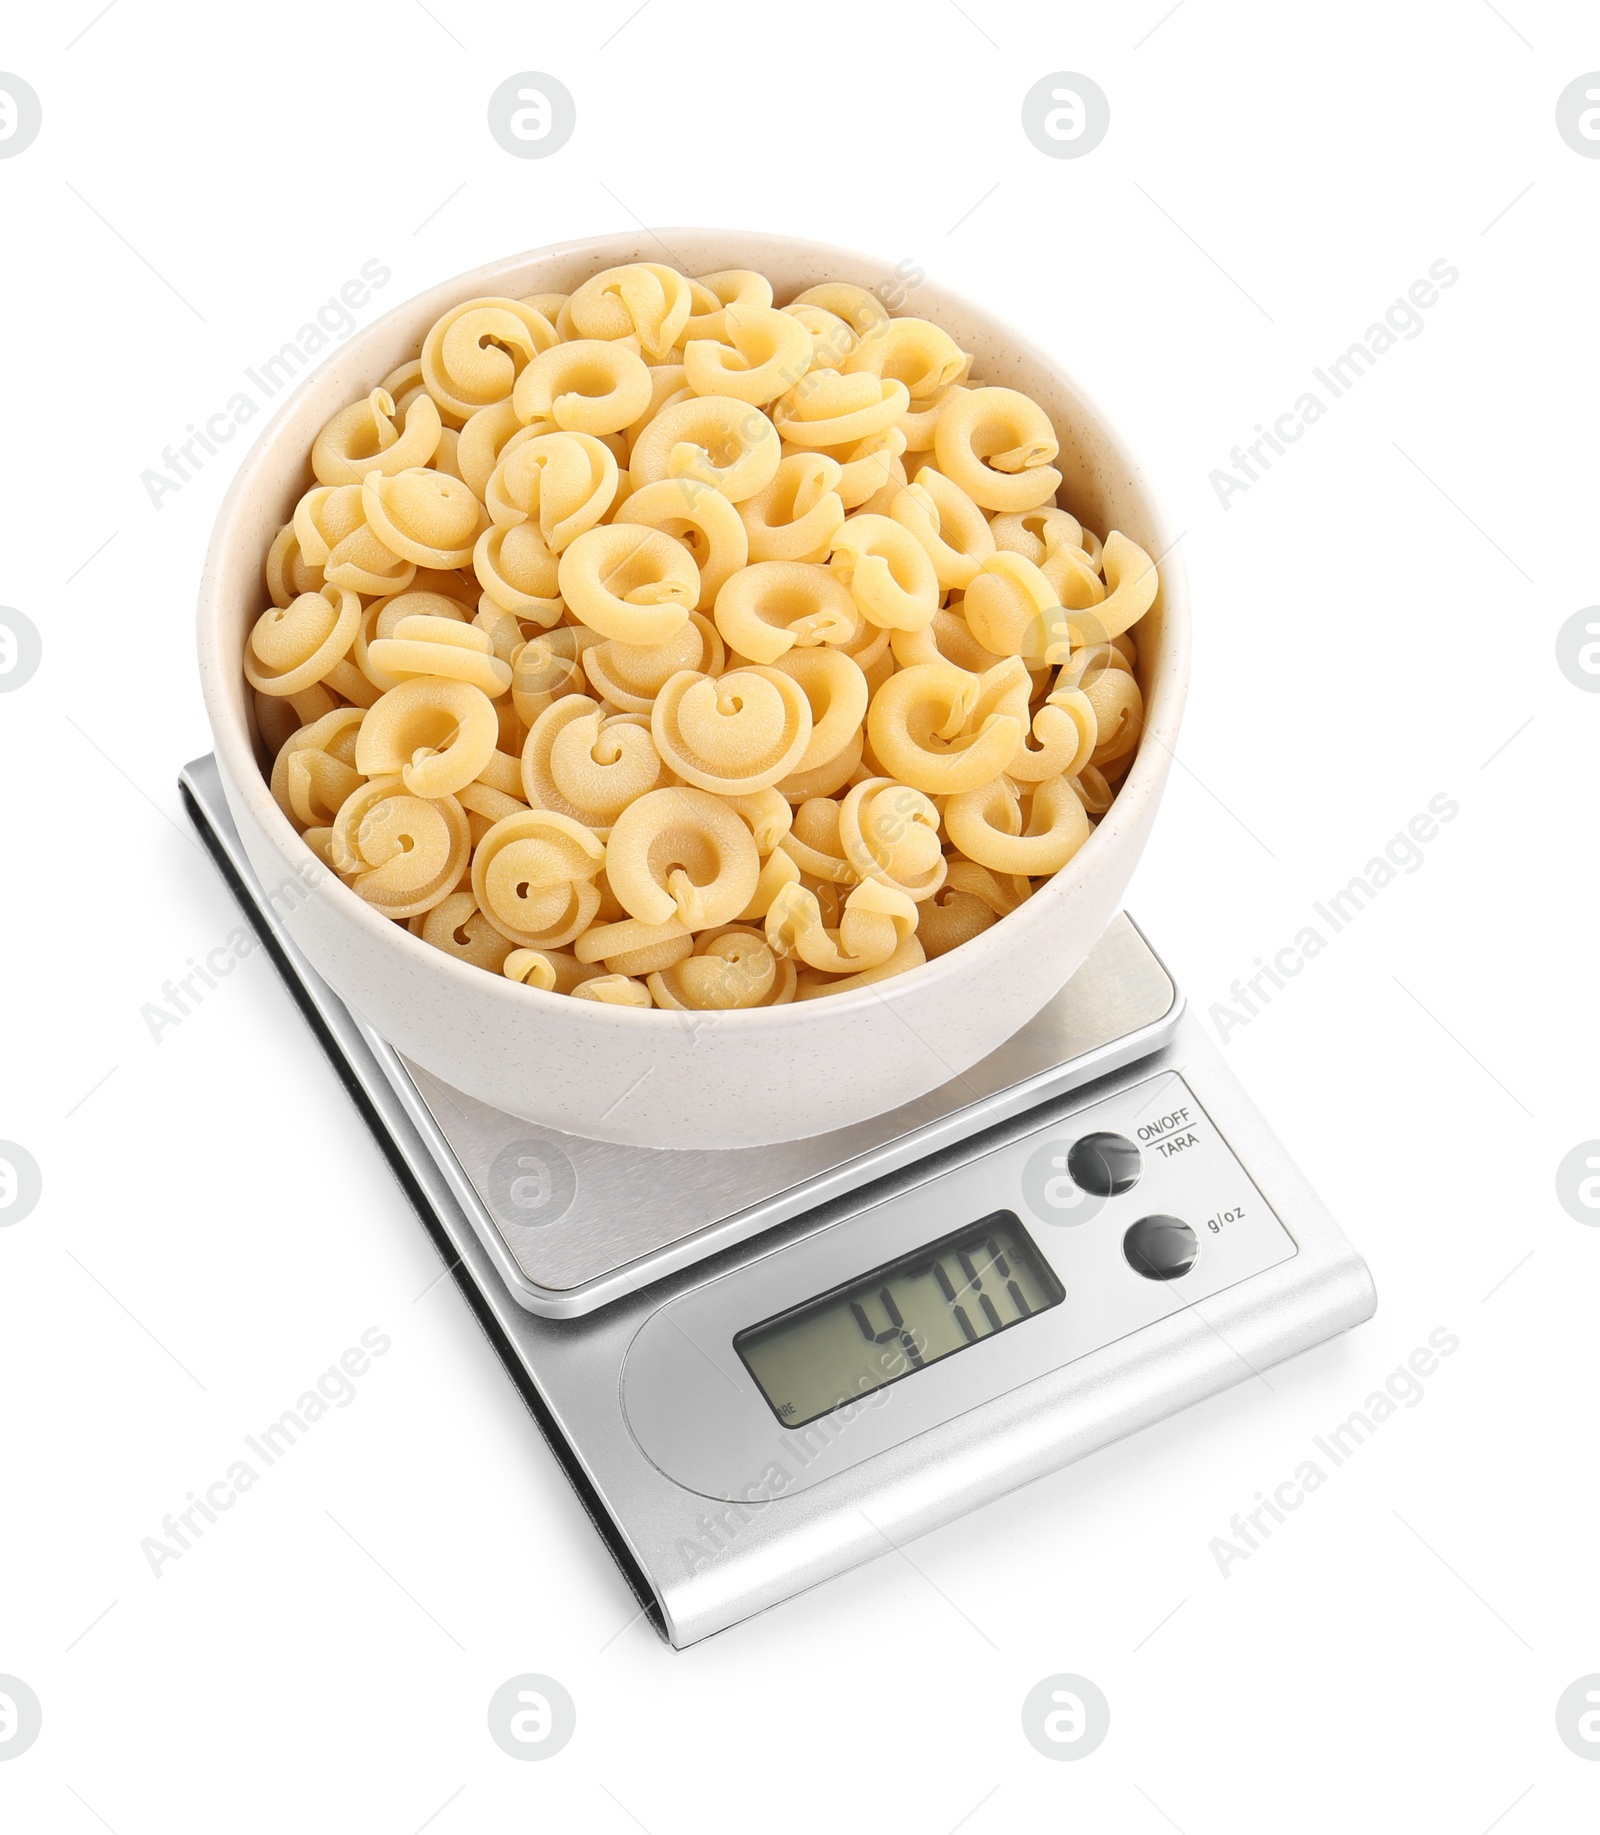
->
[198, 226, 1190, 1034]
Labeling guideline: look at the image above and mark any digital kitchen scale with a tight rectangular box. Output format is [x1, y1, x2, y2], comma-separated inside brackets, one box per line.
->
[181, 754, 1376, 1649]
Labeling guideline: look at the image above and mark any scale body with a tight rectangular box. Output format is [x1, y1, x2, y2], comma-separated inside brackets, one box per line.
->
[182, 756, 1376, 1649]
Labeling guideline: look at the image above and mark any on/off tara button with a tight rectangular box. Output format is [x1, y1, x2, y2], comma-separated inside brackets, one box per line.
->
[1066, 1132, 1142, 1197]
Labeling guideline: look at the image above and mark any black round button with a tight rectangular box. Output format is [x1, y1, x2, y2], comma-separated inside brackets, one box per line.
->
[1123, 1215, 1199, 1281]
[1066, 1132, 1142, 1197]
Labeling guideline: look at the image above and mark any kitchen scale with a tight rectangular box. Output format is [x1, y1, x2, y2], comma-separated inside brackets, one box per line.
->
[181, 753, 1376, 1649]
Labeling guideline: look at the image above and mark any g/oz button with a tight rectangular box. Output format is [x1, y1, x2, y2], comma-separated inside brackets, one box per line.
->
[1066, 1132, 1142, 1196]
[1124, 1215, 1199, 1281]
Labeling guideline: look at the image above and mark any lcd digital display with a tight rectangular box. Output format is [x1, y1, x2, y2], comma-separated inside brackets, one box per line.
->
[734, 1211, 1065, 1427]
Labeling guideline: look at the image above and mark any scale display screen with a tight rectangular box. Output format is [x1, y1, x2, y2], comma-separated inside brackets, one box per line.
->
[734, 1211, 1064, 1427]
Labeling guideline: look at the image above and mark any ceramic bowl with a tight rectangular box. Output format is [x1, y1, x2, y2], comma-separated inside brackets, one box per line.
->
[197, 229, 1189, 1149]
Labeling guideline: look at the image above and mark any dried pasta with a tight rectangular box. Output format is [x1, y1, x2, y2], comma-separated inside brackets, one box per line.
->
[246, 256, 1159, 1006]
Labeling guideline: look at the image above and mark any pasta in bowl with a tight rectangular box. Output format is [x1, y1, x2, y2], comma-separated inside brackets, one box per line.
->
[198, 231, 1188, 1149]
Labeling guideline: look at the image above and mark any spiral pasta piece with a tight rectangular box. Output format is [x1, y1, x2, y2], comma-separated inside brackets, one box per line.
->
[730, 841, 802, 921]
[795, 933, 926, 999]
[1065, 766, 1113, 817]
[245, 584, 360, 697]
[944, 774, 1092, 876]
[945, 856, 1034, 914]
[355, 590, 470, 689]
[776, 729, 864, 803]
[511, 625, 593, 724]
[1056, 530, 1159, 644]
[557, 523, 699, 645]
[738, 453, 845, 563]
[679, 269, 774, 344]
[332, 777, 471, 919]
[843, 316, 968, 399]
[256, 689, 304, 760]
[651, 666, 812, 794]
[962, 551, 1073, 663]
[380, 359, 429, 417]
[648, 926, 795, 1009]
[295, 485, 416, 596]
[472, 809, 605, 949]
[782, 303, 857, 373]
[521, 289, 569, 320]
[777, 795, 855, 883]
[684, 304, 813, 405]
[828, 513, 939, 633]
[826, 426, 908, 511]
[990, 506, 1085, 566]
[888, 605, 1005, 675]
[890, 468, 995, 590]
[606, 786, 761, 928]
[766, 877, 918, 975]
[866, 660, 1025, 795]
[574, 914, 693, 976]
[456, 400, 528, 500]
[900, 381, 968, 455]
[458, 770, 527, 836]
[971, 654, 1034, 731]
[421, 297, 558, 420]
[1009, 685, 1098, 782]
[773, 370, 909, 448]
[270, 707, 365, 830]
[571, 974, 654, 1006]
[933, 386, 1063, 512]
[511, 339, 653, 436]
[789, 282, 888, 336]
[764, 647, 869, 773]
[265, 523, 323, 607]
[485, 430, 618, 551]
[503, 947, 597, 995]
[563, 263, 693, 361]
[712, 560, 857, 665]
[313, 388, 443, 486]
[473, 523, 562, 623]
[628, 394, 781, 503]
[612, 477, 748, 609]
[503, 948, 557, 991]
[365, 613, 513, 698]
[356, 676, 500, 798]
[916, 886, 1000, 960]
[520, 695, 665, 835]
[581, 610, 722, 713]
[415, 891, 515, 975]
[837, 777, 946, 900]
[719, 785, 793, 857]
[1079, 665, 1144, 766]
[1039, 543, 1109, 635]
[358, 468, 488, 571]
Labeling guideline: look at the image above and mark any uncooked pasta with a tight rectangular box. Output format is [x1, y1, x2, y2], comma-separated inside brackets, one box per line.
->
[245, 258, 1159, 1006]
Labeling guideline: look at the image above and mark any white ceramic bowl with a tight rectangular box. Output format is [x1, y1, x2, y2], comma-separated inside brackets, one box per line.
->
[198, 229, 1189, 1149]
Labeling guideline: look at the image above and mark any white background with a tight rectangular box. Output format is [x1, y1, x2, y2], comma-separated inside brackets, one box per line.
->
[2, 1, 1597, 1828]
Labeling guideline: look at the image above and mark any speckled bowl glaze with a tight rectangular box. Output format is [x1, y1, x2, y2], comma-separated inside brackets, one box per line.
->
[198, 229, 1189, 1149]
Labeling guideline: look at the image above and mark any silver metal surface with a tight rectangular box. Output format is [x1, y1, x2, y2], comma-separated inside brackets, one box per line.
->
[623, 1069, 1295, 1497]
[384, 914, 1177, 1312]
[182, 753, 1378, 1652]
